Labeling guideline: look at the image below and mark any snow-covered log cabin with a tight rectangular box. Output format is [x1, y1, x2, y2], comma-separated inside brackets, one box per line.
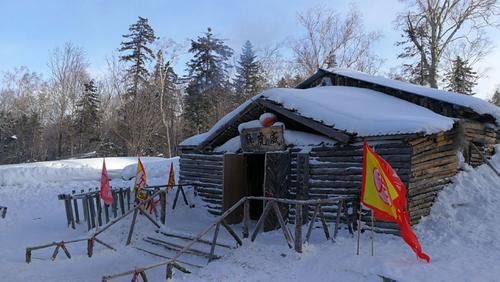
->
[179, 69, 500, 234]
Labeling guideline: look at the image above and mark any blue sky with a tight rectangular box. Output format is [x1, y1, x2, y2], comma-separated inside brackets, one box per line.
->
[1, 0, 498, 98]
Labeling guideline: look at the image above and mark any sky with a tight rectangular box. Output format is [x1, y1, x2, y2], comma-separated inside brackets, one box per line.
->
[0, 0, 499, 99]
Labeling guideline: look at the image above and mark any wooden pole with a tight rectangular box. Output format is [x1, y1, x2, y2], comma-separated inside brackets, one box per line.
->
[470, 142, 500, 177]
[295, 203, 303, 253]
[250, 201, 273, 242]
[160, 190, 167, 225]
[242, 199, 250, 238]
[305, 204, 320, 243]
[72, 190, 80, 224]
[208, 223, 220, 263]
[126, 208, 139, 245]
[370, 209, 375, 256]
[356, 205, 361, 256]
[272, 202, 293, 248]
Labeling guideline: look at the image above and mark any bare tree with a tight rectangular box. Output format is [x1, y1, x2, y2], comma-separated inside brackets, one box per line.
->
[292, 6, 382, 76]
[48, 43, 89, 157]
[153, 39, 182, 157]
[397, 0, 499, 88]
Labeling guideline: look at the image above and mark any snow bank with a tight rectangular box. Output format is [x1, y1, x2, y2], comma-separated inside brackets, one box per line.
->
[0, 157, 171, 186]
[262, 86, 455, 136]
[120, 157, 179, 181]
[328, 68, 500, 123]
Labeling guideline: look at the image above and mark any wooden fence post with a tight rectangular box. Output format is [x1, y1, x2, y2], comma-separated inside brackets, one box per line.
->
[295, 203, 303, 253]
[242, 199, 250, 238]
[72, 190, 80, 224]
[88, 194, 96, 229]
[160, 190, 167, 225]
[95, 192, 103, 227]
[119, 188, 125, 215]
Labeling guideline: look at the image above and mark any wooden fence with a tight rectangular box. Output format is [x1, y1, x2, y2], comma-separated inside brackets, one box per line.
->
[102, 195, 358, 281]
[58, 184, 195, 231]
[58, 188, 131, 230]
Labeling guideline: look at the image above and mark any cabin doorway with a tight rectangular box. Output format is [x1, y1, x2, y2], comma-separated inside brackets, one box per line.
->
[223, 152, 290, 230]
[245, 154, 265, 219]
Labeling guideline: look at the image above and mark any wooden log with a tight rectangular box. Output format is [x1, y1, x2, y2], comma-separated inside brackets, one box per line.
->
[272, 202, 293, 248]
[119, 188, 125, 215]
[144, 237, 219, 260]
[305, 204, 320, 243]
[111, 190, 118, 218]
[334, 200, 344, 239]
[156, 230, 234, 249]
[160, 190, 167, 225]
[88, 195, 96, 229]
[95, 193, 102, 227]
[126, 209, 139, 245]
[251, 201, 273, 242]
[72, 191, 80, 224]
[242, 200, 250, 238]
[295, 203, 303, 253]
[208, 223, 220, 263]
[221, 219, 243, 246]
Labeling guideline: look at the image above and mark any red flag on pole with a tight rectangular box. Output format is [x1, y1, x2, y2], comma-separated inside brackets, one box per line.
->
[361, 141, 430, 263]
[167, 162, 175, 191]
[99, 159, 113, 205]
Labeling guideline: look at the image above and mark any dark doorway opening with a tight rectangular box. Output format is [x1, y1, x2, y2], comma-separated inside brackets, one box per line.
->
[245, 154, 265, 220]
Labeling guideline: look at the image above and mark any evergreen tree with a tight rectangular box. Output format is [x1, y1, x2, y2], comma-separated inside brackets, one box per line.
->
[75, 80, 101, 152]
[444, 56, 478, 95]
[183, 27, 233, 136]
[234, 40, 265, 104]
[490, 88, 500, 106]
[119, 16, 157, 97]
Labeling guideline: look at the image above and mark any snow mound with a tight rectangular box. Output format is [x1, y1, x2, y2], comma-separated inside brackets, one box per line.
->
[417, 146, 500, 249]
[121, 157, 179, 181]
[0, 157, 170, 186]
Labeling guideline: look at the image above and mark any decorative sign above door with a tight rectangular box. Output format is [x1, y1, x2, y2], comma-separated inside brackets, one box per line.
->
[240, 126, 286, 152]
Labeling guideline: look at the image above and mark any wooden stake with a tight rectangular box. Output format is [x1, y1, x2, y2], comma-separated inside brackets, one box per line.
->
[356, 205, 361, 256]
[295, 203, 303, 253]
[371, 209, 375, 256]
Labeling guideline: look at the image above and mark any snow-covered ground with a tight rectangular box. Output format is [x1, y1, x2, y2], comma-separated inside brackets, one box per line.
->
[1, 154, 500, 281]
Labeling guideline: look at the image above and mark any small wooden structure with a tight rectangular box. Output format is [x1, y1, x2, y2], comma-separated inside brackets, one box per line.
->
[179, 69, 500, 234]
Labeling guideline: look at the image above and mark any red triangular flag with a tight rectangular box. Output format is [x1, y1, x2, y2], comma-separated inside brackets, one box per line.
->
[100, 159, 113, 205]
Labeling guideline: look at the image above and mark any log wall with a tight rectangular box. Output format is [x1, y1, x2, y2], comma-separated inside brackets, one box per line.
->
[287, 141, 412, 235]
[461, 120, 496, 167]
[407, 129, 458, 225]
[179, 153, 224, 215]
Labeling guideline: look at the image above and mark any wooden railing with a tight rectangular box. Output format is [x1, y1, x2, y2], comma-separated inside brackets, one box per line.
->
[101, 195, 358, 281]
[28, 184, 197, 263]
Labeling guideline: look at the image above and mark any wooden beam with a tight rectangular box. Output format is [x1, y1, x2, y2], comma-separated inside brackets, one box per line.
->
[257, 99, 352, 143]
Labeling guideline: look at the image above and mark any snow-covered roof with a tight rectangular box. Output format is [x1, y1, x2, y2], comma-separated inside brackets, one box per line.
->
[180, 86, 455, 148]
[261, 86, 454, 136]
[324, 68, 500, 123]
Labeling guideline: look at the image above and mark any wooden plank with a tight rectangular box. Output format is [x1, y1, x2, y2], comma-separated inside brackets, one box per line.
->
[222, 154, 246, 224]
[264, 151, 290, 231]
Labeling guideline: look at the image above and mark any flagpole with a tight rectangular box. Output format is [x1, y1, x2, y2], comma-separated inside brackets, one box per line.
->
[370, 209, 375, 256]
[356, 204, 361, 255]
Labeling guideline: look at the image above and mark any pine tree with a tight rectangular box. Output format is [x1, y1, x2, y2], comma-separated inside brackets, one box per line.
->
[490, 89, 500, 106]
[234, 40, 265, 104]
[444, 56, 478, 95]
[75, 80, 101, 153]
[183, 27, 233, 136]
[119, 16, 157, 97]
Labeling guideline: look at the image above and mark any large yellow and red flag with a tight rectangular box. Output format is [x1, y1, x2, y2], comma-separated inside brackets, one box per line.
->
[134, 158, 148, 201]
[361, 141, 430, 263]
[167, 162, 175, 191]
